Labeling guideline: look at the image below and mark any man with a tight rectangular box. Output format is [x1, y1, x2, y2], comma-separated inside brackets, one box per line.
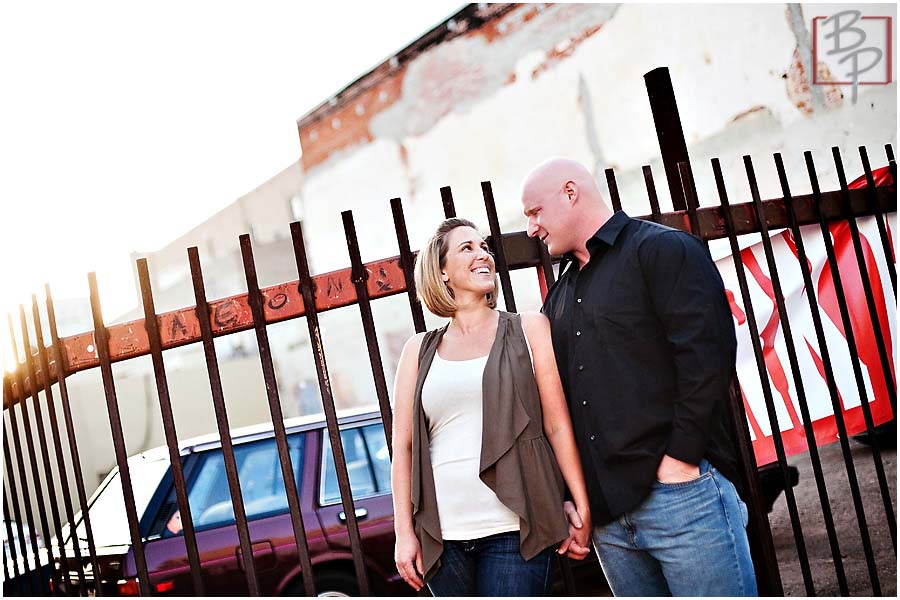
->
[521, 158, 756, 596]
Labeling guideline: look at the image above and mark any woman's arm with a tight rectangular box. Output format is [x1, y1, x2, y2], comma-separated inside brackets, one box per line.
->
[521, 311, 592, 559]
[390, 332, 426, 590]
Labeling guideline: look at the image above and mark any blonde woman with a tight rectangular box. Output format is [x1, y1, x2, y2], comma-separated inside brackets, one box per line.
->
[391, 218, 592, 597]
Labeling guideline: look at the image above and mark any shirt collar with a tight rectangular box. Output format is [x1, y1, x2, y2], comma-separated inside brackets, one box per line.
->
[591, 210, 630, 247]
[559, 211, 630, 271]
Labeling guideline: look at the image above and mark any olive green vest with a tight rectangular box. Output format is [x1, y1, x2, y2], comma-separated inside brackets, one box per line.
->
[411, 311, 569, 581]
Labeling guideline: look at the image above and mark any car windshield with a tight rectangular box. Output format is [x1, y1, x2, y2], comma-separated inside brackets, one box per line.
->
[69, 457, 169, 548]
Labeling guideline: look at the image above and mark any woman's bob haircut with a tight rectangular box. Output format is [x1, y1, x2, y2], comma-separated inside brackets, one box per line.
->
[414, 217, 499, 318]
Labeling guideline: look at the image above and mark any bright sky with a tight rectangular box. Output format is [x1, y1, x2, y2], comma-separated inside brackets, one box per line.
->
[0, 0, 464, 372]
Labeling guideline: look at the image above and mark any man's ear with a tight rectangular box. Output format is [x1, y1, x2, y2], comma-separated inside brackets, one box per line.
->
[564, 181, 578, 205]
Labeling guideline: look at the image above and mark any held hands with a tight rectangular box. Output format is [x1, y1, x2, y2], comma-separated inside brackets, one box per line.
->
[394, 529, 425, 591]
[557, 501, 592, 560]
[656, 454, 701, 483]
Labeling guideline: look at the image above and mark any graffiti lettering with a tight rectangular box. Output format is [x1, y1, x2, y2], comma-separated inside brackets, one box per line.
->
[267, 293, 288, 310]
[326, 277, 343, 298]
[213, 301, 239, 328]
[170, 313, 188, 338]
[376, 267, 392, 292]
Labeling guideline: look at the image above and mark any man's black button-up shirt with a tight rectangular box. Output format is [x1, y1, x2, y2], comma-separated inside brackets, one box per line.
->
[541, 211, 739, 525]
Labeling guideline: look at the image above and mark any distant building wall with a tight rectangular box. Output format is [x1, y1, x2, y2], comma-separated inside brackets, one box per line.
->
[295, 3, 896, 260]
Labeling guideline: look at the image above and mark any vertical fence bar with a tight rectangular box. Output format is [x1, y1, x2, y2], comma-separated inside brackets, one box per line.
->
[17, 305, 71, 594]
[804, 152, 884, 593]
[643, 165, 663, 223]
[30, 296, 86, 595]
[290, 221, 371, 596]
[706, 162, 784, 596]
[87, 273, 153, 597]
[833, 148, 897, 414]
[858, 146, 896, 293]
[834, 149, 898, 546]
[3, 409, 33, 596]
[6, 315, 58, 595]
[713, 161, 814, 594]
[3, 485, 22, 594]
[834, 145, 900, 545]
[135, 259, 205, 596]
[537, 241, 555, 290]
[699, 159, 785, 595]
[342, 212, 394, 455]
[744, 156, 821, 594]
[765, 155, 859, 582]
[775, 152, 868, 595]
[238, 237, 316, 597]
[644, 66, 690, 211]
[44, 284, 103, 595]
[391, 198, 427, 333]
[677, 162, 702, 236]
[440, 186, 457, 219]
[605, 168, 623, 212]
[186, 248, 261, 596]
[481, 181, 517, 312]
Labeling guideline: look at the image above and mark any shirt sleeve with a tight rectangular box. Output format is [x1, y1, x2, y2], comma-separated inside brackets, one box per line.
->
[638, 230, 738, 466]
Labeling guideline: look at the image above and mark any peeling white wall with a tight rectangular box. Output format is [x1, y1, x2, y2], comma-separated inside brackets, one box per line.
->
[291, 2, 896, 413]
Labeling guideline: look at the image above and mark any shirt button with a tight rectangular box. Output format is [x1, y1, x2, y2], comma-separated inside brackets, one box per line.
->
[578, 365, 584, 371]
[576, 331, 581, 336]
[577, 298, 582, 303]
[582, 400, 587, 405]
[590, 434, 596, 441]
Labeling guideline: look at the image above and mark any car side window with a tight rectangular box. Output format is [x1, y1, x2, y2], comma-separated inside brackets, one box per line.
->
[320, 423, 391, 505]
[361, 423, 391, 492]
[151, 433, 304, 535]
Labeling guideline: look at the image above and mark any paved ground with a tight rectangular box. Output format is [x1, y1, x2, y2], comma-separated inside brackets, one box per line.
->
[769, 437, 896, 597]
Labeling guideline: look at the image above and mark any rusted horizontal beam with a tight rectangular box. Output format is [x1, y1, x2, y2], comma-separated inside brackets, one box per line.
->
[3, 185, 894, 408]
[501, 185, 896, 268]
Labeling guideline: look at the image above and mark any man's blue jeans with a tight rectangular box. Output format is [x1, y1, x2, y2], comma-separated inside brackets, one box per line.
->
[427, 531, 554, 596]
[592, 459, 757, 597]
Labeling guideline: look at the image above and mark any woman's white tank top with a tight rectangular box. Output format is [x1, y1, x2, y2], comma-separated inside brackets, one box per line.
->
[420, 349, 522, 540]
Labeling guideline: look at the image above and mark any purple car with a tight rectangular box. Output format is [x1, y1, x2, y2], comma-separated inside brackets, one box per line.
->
[54, 408, 408, 596]
[54, 407, 603, 596]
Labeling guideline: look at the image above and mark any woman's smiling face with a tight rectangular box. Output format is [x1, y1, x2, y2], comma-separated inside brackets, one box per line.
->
[441, 226, 496, 299]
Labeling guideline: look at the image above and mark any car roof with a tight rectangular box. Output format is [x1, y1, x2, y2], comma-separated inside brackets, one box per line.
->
[134, 405, 383, 459]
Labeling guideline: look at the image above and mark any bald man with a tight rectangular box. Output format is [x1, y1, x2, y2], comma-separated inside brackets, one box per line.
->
[521, 158, 756, 596]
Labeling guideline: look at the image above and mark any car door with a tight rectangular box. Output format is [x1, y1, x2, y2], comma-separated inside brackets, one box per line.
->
[142, 433, 306, 596]
[315, 422, 397, 584]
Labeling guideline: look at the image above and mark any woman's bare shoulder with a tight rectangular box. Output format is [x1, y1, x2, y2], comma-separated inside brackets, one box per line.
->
[401, 331, 428, 358]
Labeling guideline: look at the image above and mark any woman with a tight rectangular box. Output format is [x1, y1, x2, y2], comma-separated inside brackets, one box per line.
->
[391, 218, 591, 596]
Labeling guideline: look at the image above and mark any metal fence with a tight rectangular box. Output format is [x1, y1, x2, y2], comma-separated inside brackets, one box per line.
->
[3, 74, 897, 597]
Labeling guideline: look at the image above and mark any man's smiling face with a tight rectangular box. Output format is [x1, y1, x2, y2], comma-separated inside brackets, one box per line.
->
[522, 181, 575, 256]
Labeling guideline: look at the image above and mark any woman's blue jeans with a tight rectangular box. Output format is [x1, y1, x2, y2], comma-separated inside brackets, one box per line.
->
[592, 459, 757, 597]
[427, 531, 554, 597]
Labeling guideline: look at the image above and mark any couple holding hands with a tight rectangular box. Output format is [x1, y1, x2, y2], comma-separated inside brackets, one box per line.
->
[390, 158, 757, 597]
